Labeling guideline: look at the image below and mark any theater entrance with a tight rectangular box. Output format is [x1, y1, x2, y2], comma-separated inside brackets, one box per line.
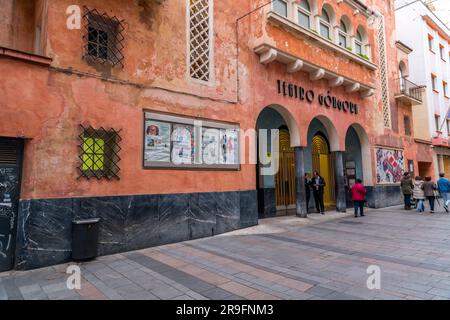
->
[275, 128, 296, 214]
[311, 134, 336, 208]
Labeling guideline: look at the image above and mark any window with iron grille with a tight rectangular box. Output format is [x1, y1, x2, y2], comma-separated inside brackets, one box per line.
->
[78, 125, 122, 180]
[83, 8, 125, 68]
[403, 115, 411, 136]
[189, 0, 212, 82]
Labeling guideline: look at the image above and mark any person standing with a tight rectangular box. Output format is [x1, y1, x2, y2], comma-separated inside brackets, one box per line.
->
[400, 172, 414, 210]
[304, 173, 312, 213]
[413, 176, 425, 212]
[351, 179, 367, 218]
[422, 176, 437, 213]
[437, 173, 450, 213]
[312, 171, 326, 215]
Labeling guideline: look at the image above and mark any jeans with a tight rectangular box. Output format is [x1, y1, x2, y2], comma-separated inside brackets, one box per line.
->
[441, 192, 450, 207]
[354, 200, 364, 216]
[416, 199, 425, 212]
[403, 194, 412, 209]
[427, 196, 435, 211]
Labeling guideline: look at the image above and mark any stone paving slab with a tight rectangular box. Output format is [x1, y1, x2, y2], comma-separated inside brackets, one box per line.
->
[2, 206, 450, 300]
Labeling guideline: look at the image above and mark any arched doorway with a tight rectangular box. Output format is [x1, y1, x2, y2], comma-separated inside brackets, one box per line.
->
[345, 124, 373, 187]
[311, 133, 336, 207]
[305, 117, 339, 211]
[255, 106, 300, 218]
[275, 127, 296, 212]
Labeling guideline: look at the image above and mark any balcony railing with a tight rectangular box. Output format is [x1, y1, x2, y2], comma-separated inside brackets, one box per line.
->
[394, 77, 423, 104]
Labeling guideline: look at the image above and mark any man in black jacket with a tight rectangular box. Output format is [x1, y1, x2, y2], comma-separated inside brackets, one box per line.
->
[312, 171, 326, 214]
[305, 173, 312, 213]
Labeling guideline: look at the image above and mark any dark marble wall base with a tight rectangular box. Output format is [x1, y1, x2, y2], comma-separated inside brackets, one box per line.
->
[14, 190, 258, 271]
[365, 185, 403, 209]
[257, 188, 276, 219]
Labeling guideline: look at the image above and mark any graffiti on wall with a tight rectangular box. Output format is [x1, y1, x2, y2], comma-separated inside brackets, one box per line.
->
[376, 148, 404, 184]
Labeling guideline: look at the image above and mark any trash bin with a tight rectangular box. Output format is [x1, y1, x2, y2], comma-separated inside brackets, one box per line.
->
[72, 218, 101, 261]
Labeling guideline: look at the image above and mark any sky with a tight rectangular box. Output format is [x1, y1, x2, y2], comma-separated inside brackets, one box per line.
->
[428, 0, 450, 26]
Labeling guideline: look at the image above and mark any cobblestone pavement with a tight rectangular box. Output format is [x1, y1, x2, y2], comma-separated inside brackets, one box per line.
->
[2, 206, 450, 300]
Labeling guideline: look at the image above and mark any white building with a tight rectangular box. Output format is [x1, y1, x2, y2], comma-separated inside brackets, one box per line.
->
[395, 0, 450, 178]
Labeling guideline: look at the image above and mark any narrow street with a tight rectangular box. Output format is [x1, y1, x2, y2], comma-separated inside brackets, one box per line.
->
[2, 206, 450, 300]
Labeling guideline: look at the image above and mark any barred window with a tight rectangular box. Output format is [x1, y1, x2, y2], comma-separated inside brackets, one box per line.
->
[83, 8, 125, 68]
[403, 116, 411, 136]
[189, 0, 212, 82]
[78, 125, 122, 180]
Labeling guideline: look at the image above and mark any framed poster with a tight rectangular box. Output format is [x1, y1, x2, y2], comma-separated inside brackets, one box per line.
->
[202, 128, 220, 165]
[143, 111, 240, 170]
[171, 124, 195, 165]
[144, 120, 171, 162]
[346, 169, 356, 176]
[346, 161, 356, 169]
[220, 129, 239, 165]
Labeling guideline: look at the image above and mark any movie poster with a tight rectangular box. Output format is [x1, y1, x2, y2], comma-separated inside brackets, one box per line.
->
[219, 129, 239, 165]
[202, 128, 220, 164]
[171, 124, 195, 165]
[144, 120, 171, 162]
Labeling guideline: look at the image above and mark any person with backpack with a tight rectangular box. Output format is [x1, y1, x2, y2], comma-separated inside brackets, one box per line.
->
[422, 176, 437, 213]
[413, 176, 425, 212]
[400, 172, 414, 210]
[351, 179, 366, 218]
[437, 173, 450, 213]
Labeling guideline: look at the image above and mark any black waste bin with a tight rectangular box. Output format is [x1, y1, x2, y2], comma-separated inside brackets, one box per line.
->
[72, 218, 101, 261]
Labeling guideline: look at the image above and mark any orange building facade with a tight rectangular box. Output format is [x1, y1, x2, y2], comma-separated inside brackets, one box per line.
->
[0, 0, 428, 271]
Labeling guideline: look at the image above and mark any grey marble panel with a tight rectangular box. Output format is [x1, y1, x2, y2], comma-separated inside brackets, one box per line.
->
[258, 188, 276, 219]
[216, 192, 240, 234]
[74, 196, 128, 256]
[188, 192, 217, 240]
[125, 195, 160, 251]
[15, 199, 73, 270]
[366, 186, 402, 208]
[239, 190, 258, 228]
[158, 193, 190, 245]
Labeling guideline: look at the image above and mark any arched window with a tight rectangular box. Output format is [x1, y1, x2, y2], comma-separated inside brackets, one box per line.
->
[320, 8, 331, 39]
[273, 0, 288, 17]
[339, 19, 348, 48]
[355, 27, 368, 55]
[399, 62, 407, 91]
[298, 0, 311, 29]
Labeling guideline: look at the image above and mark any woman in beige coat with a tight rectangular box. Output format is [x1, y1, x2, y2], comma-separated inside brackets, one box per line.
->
[413, 176, 425, 212]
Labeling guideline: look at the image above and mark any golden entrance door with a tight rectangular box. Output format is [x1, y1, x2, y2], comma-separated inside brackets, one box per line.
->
[275, 130, 296, 211]
[312, 134, 336, 207]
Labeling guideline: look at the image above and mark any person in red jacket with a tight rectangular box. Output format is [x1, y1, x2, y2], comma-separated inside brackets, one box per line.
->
[351, 179, 367, 218]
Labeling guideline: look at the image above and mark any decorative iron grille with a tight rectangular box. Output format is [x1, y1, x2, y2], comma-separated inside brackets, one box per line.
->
[83, 7, 125, 68]
[189, 0, 211, 81]
[376, 14, 391, 128]
[78, 125, 122, 180]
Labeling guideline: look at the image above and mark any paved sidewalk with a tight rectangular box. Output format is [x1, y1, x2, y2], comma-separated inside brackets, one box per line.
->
[2, 206, 450, 300]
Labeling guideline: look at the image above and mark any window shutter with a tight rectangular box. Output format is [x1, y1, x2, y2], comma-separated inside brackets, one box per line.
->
[0, 140, 19, 166]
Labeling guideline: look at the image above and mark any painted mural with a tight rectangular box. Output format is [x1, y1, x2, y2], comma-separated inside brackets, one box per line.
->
[376, 148, 404, 184]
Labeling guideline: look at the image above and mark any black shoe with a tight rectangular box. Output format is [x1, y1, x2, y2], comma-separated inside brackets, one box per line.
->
[361, 214, 365, 217]
[354, 215, 358, 218]
[321, 212, 325, 215]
